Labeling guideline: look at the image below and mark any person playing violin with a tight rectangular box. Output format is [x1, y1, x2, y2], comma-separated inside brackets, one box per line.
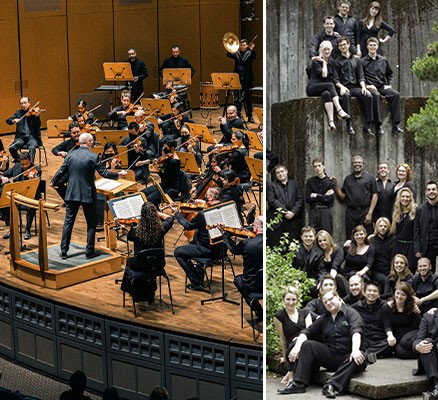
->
[227, 131, 251, 184]
[219, 169, 244, 222]
[100, 142, 122, 170]
[120, 121, 152, 183]
[179, 125, 202, 168]
[152, 80, 182, 106]
[222, 215, 264, 321]
[172, 187, 223, 291]
[68, 100, 94, 125]
[120, 202, 174, 304]
[107, 92, 133, 130]
[142, 138, 182, 206]
[158, 103, 189, 148]
[6, 97, 42, 164]
[0, 153, 42, 240]
[76, 114, 98, 134]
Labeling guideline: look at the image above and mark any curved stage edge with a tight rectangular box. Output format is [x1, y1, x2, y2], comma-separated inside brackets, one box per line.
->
[0, 278, 263, 400]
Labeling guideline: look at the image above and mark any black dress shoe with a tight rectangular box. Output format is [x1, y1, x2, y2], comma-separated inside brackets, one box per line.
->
[24, 231, 31, 240]
[363, 127, 375, 136]
[322, 383, 337, 399]
[2, 231, 10, 240]
[186, 283, 205, 291]
[347, 126, 356, 135]
[277, 381, 306, 395]
[392, 126, 404, 134]
[85, 252, 99, 259]
[247, 117, 255, 123]
[376, 126, 385, 135]
[60, 252, 68, 260]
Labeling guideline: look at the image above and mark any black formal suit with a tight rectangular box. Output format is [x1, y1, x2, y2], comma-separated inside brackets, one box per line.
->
[51, 146, 119, 255]
[413, 313, 438, 382]
[267, 179, 304, 246]
[227, 50, 256, 119]
[6, 110, 41, 163]
[159, 56, 195, 77]
[293, 244, 325, 281]
[217, 118, 245, 146]
[414, 201, 438, 272]
[128, 58, 148, 101]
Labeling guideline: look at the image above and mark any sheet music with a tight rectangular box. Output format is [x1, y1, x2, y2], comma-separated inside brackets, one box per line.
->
[95, 178, 122, 191]
[220, 203, 241, 228]
[110, 194, 145, 219]
[204, 201, 242, 239]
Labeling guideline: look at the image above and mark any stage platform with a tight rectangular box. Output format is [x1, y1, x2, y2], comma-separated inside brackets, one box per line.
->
[0, 110, 263, 400]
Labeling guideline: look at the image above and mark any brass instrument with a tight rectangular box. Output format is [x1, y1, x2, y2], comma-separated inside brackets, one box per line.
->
[223, 32, 239, 54]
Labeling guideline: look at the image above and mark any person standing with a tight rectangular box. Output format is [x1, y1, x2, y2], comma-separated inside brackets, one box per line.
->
[127, 48, 148, 101]
[305, 157, 336, 234]
[335, 155, 378, 237]
[333, 1, 359, 56]
[6, 97, 42, 164]
[267, 165, 304, 247]
[227, 38, 256, 123]
[415, 181, 438, 272]
[159, 45, 195, 78]
[374, 161, 395, 222]
[51, 133, 126, 259]
[309, 15, 342, 59]
[361, 37, 403, 134]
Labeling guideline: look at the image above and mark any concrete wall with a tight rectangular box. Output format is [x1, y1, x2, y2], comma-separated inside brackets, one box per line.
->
[266, 0, 438, 148]
[270, 97, 437, 242]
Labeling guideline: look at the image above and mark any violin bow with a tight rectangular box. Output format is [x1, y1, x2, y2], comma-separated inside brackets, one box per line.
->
[17, 101, 40, 123]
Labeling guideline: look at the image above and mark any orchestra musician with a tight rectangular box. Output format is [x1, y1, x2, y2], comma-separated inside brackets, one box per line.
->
[152, 80, 182, 106]
[142, 138, 182, 206]
[51, 121, 81, 201]
[6, 97, 42, 164]
[51, 133, 127, 259]
[178, 125, 202, 168]
[0, 153, 42, 240]
[171, 187, 223, 291]
[127, 48, 148, 101]
[120, 121, 152, 183]
[222, 215, 264, 321]
[159, 45, 195, 78]
[76, 114, 98, 134]
[226, 131, 251, 184]
[100, 142, 122, 170]
[107, 92, 134, 130]
[219, 169, 244, 222]
[158, 102, 189, 147]
[189, 154, 222, 200]
[121, 202, 174, 304]
[68, 100, 94, 125]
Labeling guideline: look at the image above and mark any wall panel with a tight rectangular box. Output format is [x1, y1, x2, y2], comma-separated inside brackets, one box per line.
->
[67, 0, 114, 114]
[114, 0, 159, 101]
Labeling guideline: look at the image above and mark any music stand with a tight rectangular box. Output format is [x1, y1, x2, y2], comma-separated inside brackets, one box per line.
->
[245, 156, 263, 211]
[176, 152, 200, 175]
[162, 68, 192, 85]
[254, 106, 263, 128]
[233, 128, 263, 151]
[211, 73, 241, 117]
[141, 98, 172, 116]
[47, 119, 70, 138]
[186, 123, 216, 154]
[103, 62, 134, 81]
[202, 201, 241, 306]
[94, 130, 126, 146]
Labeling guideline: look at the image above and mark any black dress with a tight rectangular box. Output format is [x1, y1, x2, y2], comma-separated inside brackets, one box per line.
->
[342, 246, 375, 279]
[391, 213, 416, 273]
[358, 19, 396, 56]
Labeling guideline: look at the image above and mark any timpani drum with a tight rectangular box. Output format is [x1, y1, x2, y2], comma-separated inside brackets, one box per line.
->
[200, 82, 219, 110]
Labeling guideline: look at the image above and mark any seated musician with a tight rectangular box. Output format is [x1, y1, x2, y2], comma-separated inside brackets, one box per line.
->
[0, 153, 41, 240]
[222, 215, 263, 321]
[121, 202, 174, 304]
[142, 137, 181, 206]
[189, 154, 222, 199]
[219, 169, 244, 222]
[158, 102, 188, 145]
[68, 100, 94, 125]
[100, 142, 122, 170]
[77, 114, 98, 134]
[178, 124, 202, 168]
[218, 105, 245, 145]
[152, 80, 182, 106]
[120, 121, 151, 183]
[228, 131, 251, 184]
[172, 187, 223, 291]
[6, 97, 42, 164]
[107, 92, 133, 130]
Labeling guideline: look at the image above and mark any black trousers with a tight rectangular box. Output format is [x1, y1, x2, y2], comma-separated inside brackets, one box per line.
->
[339, 88, 373, 125]
[345, 207, 372, 238]
[368, 86, 401, 127]
[309, 207, 333, 235]
[235, 81, 253, 119]
[174, 243, 211, 286]
[418, 342, 438, 381]
[234, 274, 262, 319]
[61, 201, 97, 254]
[10, 137, 38, 163]
[425, 245, 438, 273]
[294, 340, 366, 392]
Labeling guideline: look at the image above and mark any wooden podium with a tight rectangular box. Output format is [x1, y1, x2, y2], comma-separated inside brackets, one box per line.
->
[95, 178, 137, 250]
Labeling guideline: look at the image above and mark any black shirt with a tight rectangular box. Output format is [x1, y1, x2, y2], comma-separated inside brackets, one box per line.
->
[52, 138, 77, 156]
[309, 30, 341, 59]
[305, 175, 335, 208]
[374, 178, 395, 221]
[159, 56, 195, 77]
[408, 273, 438, 314]
[360, 54, 394, 88]
[175, 211, 210, 248]
[342, 172, 377, 208]
[333, 53, 365, 88]
[352, 299, 390, 343]
[334, 14, 359, 46]
[369, 235, 394, 275]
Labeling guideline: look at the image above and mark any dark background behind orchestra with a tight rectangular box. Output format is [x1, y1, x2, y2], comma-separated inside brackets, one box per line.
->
[0, 0, 263, 134]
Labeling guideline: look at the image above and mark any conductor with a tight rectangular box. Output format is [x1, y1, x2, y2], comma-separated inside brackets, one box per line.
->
[51, 133, 127, 259]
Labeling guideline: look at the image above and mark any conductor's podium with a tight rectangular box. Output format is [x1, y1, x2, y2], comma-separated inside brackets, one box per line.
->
[8, 242, 122, 289]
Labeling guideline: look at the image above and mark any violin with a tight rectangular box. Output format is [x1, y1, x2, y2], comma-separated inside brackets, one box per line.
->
[206, 224, 257, 238]
[23, 166, 39, 178]
[105, 218, 140, 228]
[155, 153, 173, 165]
[0, 151, 10, 163]
[208, 144, 239, 156]
[178, 202, 206, 212]
[26, 107, 46, 117]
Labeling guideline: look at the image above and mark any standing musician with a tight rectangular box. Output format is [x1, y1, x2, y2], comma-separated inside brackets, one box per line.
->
[0, 153, 41, 240]
[226, 39, 256, 123]
[158, 102, 189, 146]
[172, 187, 223, 291]
[222, 215, 264, 321]
[159, 45, 195, 78]
[68, 100, 95, 125]
[178, 124, 202, 168]
[51, 133, 127, 259]
[107, 92, 134, 130]
[121, 202, 174, 304]
[6, 97, 42, 164]
[120, 121, 153, 183]
[142, 138, 182, 206]
[127, 48, 148, 101]
[51, 121, 81, 201]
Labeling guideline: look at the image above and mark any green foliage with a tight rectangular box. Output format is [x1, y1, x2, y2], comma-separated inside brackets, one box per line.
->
[409, 88, 438, 148]
[266, 213, 316, 357]
[409, 23, 438, 147]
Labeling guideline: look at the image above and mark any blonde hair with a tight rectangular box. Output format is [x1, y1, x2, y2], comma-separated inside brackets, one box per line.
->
[319, 40, 333, 57]
[282, 286, 300, 300]
[390, 188, 416, 235]
[389, 254, 412, 282]
[373, 217, 391, 236]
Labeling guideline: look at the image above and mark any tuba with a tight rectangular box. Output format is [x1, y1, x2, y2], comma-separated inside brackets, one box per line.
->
[223, 32, 239, 54]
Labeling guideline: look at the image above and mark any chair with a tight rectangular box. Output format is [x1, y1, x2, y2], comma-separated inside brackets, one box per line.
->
[240, 268, 263, 341]
[19, 142, 48, 166]
[121, 247, 174, 316]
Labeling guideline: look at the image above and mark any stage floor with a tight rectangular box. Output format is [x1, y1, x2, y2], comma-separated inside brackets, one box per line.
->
[0, 108, 262, 348]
